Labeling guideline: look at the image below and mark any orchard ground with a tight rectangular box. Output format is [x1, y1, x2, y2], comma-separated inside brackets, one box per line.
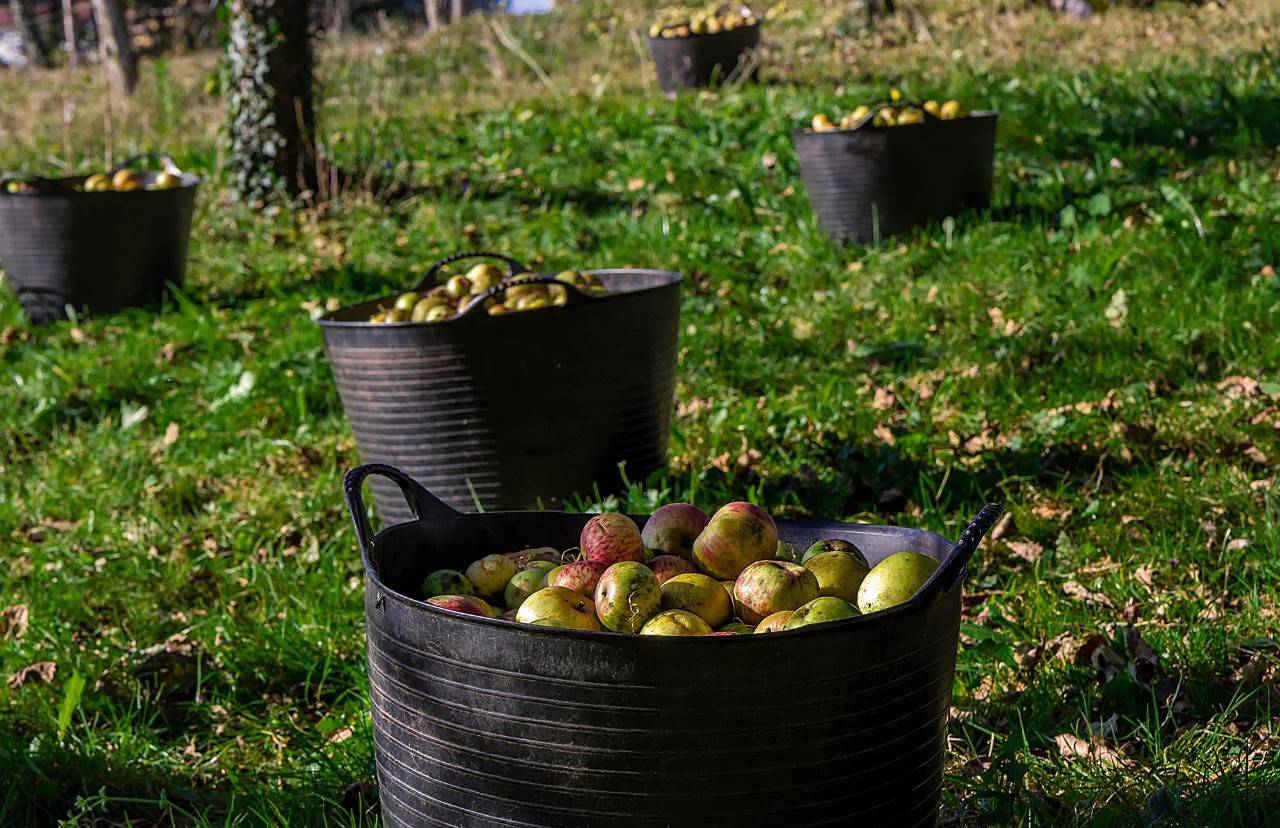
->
[2, 0, 1279, 824]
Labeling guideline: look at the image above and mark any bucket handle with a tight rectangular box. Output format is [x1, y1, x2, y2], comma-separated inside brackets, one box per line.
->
[111, 152, 183, 174]
[344, 464, 459, 554]
[915, 503, 1003, 603]
[454, 274, 595, 320]
[413, 250, 531, 293]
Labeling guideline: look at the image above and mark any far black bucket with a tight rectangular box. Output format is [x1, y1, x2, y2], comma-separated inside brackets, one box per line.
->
[649, 23, 761, 93]
[793, 112, 997, 245]
[344, 464, 1003, 827]
[320, 252, 682, 524]
[0, 156, 199, 323]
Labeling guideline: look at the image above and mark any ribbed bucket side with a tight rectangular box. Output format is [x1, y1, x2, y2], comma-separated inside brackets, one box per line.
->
[794, 114, 997, 244]
[0, 175, 198, 322]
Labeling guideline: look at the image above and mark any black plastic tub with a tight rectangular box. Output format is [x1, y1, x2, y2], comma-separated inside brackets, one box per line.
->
[649, 22, 761, 93]
[344, 463, 1003, 828]
[0, 157, 199, 323]
[320, 252, 682, 524]
[793, 111, 997, 245]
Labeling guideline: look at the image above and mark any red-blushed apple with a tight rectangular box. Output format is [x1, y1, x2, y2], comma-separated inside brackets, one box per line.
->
[465, 554, 519, 600]
[641, 503, 710, 561]
[640, 609, 712, 636]
[516, 586, 603, 631]
[548, 559, 608, 594]
[649, 554, 697, 584]
[594, 561, 661, 633]
[581, 513, 645, 565]
[660, 572, 732, 628]
[426, 595, 498, 618]
[733, 560, 820, 625]
[754, 610, 793, 633]
[692, 502, 778, 580]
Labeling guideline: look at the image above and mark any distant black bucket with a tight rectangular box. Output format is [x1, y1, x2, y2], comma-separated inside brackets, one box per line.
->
[344, 463, 1003, 828]
[320, 252, 682, 524]
[649, 22, 761, 93]
[0, 154, 199, 323]
[793, 111, 997, 245]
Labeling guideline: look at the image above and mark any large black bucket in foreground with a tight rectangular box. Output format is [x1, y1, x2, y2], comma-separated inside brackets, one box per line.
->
[344, 463, 1003, 828]
[0, 157, 199, 323]
[320, 253, 682, 523]
[794, 111, 997, 244]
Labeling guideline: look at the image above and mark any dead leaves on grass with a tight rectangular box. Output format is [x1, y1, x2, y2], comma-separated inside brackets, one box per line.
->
[8, 661, 56, 689]
[1, 604, 28, 640]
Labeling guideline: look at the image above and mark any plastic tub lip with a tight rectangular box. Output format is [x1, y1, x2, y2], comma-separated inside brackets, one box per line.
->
[318, 267, 684, 328]
[790, 110, 999, 140]
[0, 172, 203, 195]
[361, 514, 961, 643]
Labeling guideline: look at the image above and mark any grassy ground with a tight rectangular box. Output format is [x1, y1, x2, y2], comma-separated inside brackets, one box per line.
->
[1, 0, 1279, 825]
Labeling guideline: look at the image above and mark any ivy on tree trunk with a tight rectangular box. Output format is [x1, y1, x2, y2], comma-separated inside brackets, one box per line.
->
[225, 0, 317, 203]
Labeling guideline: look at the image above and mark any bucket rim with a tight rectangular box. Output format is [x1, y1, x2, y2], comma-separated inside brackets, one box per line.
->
[318, 267, 684, 328]
[791, 110, 999, 142]
[346, 464, 1002, 644]
[0, 171, 203, 197]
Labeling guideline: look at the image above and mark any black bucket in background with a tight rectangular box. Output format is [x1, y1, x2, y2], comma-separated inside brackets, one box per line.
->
[320, 254, 683, 524]
[649, 23, 761, 93]
[793, 112, 997, 245]
[344, 463, 1003, 828]
[0, 157, 199, 323]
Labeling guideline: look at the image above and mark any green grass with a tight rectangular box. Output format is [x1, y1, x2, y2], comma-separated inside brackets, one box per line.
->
[2, 0, 1279, 824]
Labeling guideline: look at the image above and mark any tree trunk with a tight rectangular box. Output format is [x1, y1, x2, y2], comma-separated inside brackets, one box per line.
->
[329, 0, 351, 34]
[62, 0, 78, 66]
[90, 0, 138, 93]
[425, 0, 441, 30]
[12, 0, 53, 68]
[225, 0, 318, 203]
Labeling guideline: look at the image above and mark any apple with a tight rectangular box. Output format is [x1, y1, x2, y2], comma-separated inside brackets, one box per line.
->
[548, 559, 608, 594]
[857, 552, 939, 614]
[594, 562, 661, 633]
[649, 554, 697, 584]
[504, 567, 550, 610]
[692, 502, 778, 580]
[508, 547, 562, 567]
[421, 569, 473, 598]
[426, 595, 498, 618]
[581, 513, 645, 565]
[641, 503, 710, 561]
[804, 551, 870, 602]
[732, 560, 820, 625]
[801, 538, 867, 565]
[718, 622, 755, 634]
[465, 554, 519, 600]
[754, 611, 793, 633]
[660, 572, 732, 628]
[516, 586, 603, 631]
[640, 609, 712, 636]
[785, 596, 860, 630]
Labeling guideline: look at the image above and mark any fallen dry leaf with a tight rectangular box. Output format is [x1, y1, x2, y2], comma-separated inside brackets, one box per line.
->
[1244, 446, 1269, 466]
[1054, 733, 1127, 767]
[1032, 503, 1072, 522]
[872, 386, 897, 410]
[8, 661, 56, 689]
[1134, 564, 1156, 587]
[328, 726, 354, 744]
[990, 512, 1017, 541]
[873, 424, 896, 446]
[1007, 540, 1044, 564]
[1217, 375, 1261, 399]
[1226, 538, 1250, 551]
[1063, 580, 1115, 609]
[163, 422, 180, 447]
[1, 604, 28, 640]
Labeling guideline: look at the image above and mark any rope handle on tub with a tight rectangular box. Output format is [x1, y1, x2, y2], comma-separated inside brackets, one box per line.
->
[344, 464, 459, 555]
[413, 251, 531, 293]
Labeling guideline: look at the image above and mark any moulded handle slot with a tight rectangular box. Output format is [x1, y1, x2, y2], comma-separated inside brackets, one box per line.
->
[344, 464, 459, 554]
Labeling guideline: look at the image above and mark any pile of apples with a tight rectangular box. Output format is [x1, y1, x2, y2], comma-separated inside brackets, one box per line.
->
[420, 502, 942, 636]
[4, 168, 183, 195]
[809, 94, 969, 131]
[648, 4, 757, 38]
[367, 265, 607, 324]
